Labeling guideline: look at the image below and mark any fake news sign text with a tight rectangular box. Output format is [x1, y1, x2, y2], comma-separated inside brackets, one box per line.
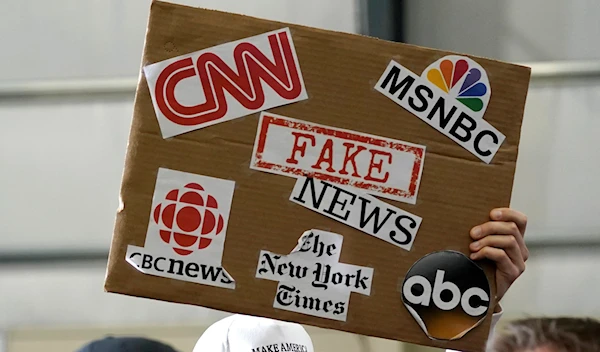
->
[250, 112, 426, 204]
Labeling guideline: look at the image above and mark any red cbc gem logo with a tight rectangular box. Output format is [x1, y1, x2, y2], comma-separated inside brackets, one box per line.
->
[152, 183, 225, 256]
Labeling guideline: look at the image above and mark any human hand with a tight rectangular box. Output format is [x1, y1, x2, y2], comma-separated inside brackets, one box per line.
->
[469, 208, 529, 303]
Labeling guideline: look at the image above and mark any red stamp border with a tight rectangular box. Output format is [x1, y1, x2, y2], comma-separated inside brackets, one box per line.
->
[252, 113, 425, 200]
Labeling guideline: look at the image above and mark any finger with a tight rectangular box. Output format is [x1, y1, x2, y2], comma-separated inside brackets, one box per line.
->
[470, 247, 520, 282]
[470, 221, 520, 239]
[470, 221, 528, 261]
[490, 208, 528, 236]
[470, 235, 525, 273]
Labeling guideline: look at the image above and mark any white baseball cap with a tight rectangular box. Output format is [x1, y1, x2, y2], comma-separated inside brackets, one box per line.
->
[193, 314, 314, 352]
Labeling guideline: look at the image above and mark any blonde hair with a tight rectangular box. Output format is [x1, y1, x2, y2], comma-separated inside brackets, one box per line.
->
[487, 317, 600, 352]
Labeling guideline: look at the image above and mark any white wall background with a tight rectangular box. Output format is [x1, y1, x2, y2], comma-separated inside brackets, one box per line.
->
[1, 0, 600, 344]
[0, 98, 131, 252]
[405, 0, 600, 243]
[0, 0, 360, 253]
[404, 0, 600, 320]
[404, 0, 600, 62]
[510, 79, 600, 242]
[0, 0, 360, 81]
[0, 1, 394, 343]
[0, 0, 362, 332]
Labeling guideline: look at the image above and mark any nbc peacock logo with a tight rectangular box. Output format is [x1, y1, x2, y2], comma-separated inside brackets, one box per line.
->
[423, 55, 491, 119]
[375, 54, 504, 163]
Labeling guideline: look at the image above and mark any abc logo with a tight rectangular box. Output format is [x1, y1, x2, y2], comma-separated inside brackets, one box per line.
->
[401, 250, 491, 340]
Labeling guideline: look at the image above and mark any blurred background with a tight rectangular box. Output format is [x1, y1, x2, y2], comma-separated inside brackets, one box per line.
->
[1, 0, 599, 351]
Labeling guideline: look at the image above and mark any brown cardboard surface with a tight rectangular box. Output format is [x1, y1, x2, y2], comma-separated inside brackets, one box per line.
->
[104, 2, 530, 351]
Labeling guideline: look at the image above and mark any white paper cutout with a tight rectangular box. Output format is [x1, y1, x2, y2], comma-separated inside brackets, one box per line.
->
[144, 28, 308, 138]
[256, 229, 374, 321]
[126, 168, 235, 289]
[289, 177, 422, 251]
[250, 112, 426, 204]
[374, 57, 505, 164]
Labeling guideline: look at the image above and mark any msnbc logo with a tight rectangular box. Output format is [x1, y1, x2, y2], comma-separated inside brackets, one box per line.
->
[375, 55, 504, 164]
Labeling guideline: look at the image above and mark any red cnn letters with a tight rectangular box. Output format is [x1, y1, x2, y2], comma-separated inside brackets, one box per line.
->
[154, 31, 303, 127]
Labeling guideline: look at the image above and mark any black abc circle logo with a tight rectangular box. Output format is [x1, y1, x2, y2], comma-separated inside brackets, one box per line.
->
[401, 251, 491, 340]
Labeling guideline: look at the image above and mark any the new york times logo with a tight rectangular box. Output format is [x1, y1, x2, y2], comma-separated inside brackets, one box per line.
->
[256, 230, 373, 321]
[401, 250, 491, 340]
[257, 232, 368, 317]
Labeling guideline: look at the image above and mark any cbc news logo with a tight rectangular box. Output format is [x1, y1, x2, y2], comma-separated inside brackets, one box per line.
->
[125, 168, 236, 289]
[402, 250, 491, 340]
[153, 182, 226, 256]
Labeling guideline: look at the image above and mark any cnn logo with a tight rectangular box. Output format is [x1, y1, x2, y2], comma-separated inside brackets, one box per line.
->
[144, 28, 307, 138]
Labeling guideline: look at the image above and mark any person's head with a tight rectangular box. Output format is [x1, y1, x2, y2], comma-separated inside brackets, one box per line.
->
[487, 317, 600, 352]
[193, 314, 314, 352]
[76, 336, 179, 352]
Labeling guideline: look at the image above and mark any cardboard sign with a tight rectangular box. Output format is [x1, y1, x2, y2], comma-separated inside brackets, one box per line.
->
[105, 2, 530, 352]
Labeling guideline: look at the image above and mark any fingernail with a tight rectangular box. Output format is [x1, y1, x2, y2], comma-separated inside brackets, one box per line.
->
[470, 253, 477, 260]
[471, 241, 480, 250]
[471, 226, 481, 239]
[492, 209, 502, 219]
